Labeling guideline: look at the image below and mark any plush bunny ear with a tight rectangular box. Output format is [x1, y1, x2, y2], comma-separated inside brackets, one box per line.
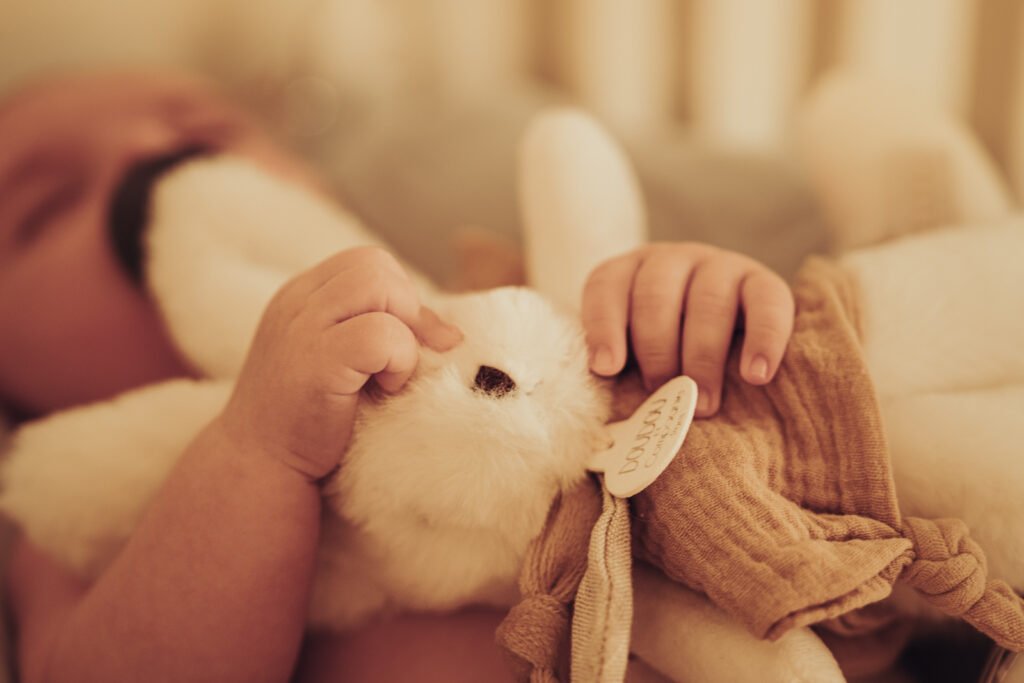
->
[519, 108, 648, 311]
[146, 156, 437, 379]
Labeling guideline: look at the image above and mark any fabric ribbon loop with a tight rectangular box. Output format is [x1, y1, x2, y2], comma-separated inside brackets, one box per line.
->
[496, 594, 569, 672]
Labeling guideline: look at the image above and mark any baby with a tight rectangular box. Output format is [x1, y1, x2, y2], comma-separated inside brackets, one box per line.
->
[0, 72, 794, 683]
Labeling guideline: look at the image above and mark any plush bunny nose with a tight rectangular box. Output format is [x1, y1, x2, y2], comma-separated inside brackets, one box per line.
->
[473, 366, 517, 397]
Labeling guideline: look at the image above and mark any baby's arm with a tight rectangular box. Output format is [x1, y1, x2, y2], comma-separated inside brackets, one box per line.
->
[7, 247, 460, 683]
[582, 243, 794, 416]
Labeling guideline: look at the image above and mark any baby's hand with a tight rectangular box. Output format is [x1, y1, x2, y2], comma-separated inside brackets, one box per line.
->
[582, 243, 794, 417]
[217, 247, 462, 480]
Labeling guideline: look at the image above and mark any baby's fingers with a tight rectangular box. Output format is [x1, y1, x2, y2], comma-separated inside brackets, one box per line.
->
[739, 271, 794, 385]
[323, 312, 420, 394]
[303, 253, 460, 351]
[582, 252, 642, 376]
[306, 258, 416, 329]
[681, 261, 742, 417]
[630, 251, 694, 391]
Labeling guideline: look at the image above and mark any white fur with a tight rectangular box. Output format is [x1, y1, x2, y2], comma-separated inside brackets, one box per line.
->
[312, 287, 610, 627]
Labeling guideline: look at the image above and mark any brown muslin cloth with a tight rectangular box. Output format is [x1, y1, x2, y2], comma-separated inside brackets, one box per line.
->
[630, 258, 1023, 650]
[498, 257, 1024, 681]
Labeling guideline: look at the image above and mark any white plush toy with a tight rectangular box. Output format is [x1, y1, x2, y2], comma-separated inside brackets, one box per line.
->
[1, 86, 1022, 683]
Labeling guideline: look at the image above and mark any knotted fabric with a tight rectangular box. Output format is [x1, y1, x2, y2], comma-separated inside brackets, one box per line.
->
[900, 517, 1023, 648]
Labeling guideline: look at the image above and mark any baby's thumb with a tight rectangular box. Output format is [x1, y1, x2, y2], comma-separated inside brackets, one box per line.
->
[413, 306, 463, 352]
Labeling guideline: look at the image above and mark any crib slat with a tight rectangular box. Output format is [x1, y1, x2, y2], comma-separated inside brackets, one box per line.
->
[424, 0, 531, 97]
[837, 0, 976, 112]
[690, 0, 813, 149]
[304, 0, 411, 95]
[559, 0, 675, 136]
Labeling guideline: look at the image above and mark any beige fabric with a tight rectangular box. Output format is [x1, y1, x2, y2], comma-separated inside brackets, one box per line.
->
[571, 486, 633, 683]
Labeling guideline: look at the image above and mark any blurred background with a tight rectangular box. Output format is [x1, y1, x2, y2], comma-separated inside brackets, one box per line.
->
[3, 0, 1022, 282]
[2, 0, 1021, 157]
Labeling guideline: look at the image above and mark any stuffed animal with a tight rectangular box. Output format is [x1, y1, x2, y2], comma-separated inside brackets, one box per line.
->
[1, 86, 1022, 683]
